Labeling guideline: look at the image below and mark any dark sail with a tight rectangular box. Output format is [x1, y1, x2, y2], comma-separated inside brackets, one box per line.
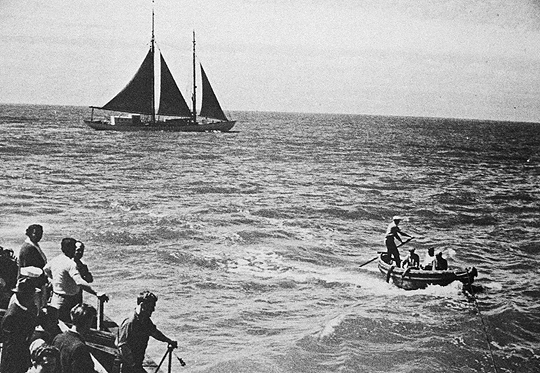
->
[157, 53, 191, 117]
[100, 48, 154, 115]
[199, 64, 228, 121]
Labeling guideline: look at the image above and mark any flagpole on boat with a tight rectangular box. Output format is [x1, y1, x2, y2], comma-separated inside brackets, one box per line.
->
[192, 30, 197, 125]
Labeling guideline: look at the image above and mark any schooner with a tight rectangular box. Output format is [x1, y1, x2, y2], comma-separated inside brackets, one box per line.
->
[84, 8, 235, 132]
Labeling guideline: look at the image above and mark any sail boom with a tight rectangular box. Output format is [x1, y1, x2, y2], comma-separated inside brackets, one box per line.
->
[96, 108, 154, 116]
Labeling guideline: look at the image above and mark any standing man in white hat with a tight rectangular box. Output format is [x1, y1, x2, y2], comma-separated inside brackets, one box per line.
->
[384, 216, 413, 267]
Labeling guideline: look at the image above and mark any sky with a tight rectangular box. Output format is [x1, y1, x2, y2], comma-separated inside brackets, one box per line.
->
[1, 0, 540, 122]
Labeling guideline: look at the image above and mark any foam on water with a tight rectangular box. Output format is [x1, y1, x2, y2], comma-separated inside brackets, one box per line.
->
[1, 105, 539, 372]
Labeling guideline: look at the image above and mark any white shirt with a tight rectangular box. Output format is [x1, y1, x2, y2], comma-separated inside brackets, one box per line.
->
[44, 254, 87, 296]
[423, 253, 435, 268]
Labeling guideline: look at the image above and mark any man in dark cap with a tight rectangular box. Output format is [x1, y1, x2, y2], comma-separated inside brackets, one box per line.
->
[117, 291, 178, 373]
[1, 276, 39, 373]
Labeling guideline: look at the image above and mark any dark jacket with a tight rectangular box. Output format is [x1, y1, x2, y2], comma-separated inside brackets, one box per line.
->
[117, 312, 158, 367]
[434, 256, 448, 270]
[18, 242, 48, 288]
[53, 330, 95, 373]
[0, 301, 37, 373]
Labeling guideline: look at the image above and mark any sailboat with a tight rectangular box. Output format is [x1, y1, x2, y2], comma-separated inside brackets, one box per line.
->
[84, 10, 235, 132]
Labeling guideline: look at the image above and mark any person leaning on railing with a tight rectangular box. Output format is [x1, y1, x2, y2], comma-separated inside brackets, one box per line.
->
[43, 238, 108, 324]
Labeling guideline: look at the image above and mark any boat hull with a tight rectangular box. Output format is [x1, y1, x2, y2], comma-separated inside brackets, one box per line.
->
[84, 119, 236, 132]
[378, 254, 477, 290]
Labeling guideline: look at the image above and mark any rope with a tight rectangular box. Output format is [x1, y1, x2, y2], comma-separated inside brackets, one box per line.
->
[467, 279, 499, 373]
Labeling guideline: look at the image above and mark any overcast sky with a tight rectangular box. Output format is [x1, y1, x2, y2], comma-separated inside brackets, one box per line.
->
[1, 0, 540, 121]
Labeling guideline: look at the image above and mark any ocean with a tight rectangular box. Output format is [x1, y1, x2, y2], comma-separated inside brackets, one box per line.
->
[0, 103, 539, 372]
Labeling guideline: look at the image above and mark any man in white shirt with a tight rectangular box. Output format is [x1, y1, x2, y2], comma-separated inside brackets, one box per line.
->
[44, 238, 108, 323]
[422, 247, 436, 270]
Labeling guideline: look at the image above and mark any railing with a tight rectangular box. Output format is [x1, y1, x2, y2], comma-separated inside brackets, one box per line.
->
[97, 295, 106, 331]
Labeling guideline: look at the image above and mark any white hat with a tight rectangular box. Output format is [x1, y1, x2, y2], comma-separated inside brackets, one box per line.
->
[393, 216, 403, 221]
[20, 266, 43, 278]
[29, 339, 46, 355]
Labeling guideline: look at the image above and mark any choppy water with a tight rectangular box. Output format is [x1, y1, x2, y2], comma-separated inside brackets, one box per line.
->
[1, 103, 539, 373]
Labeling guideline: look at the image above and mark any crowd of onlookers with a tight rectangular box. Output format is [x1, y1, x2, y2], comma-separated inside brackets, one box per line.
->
[0, 224, 178, 373]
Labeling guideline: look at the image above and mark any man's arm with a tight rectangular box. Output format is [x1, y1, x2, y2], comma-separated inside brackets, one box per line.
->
[71, 267, 107, 300]
[397, 227, 412, 238]
[76, 261, 94, 283]
[151, 328, 178, 348]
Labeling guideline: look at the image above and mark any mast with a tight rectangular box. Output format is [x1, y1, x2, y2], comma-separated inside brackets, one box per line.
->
[192, 30, 197, 124]
[151, 0, 156, 124]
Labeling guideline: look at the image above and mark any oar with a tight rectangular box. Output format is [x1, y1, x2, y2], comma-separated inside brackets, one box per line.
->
[358, 237, 415, 268]
[397, 237, 414, 248]
[358, 256, 379, 268]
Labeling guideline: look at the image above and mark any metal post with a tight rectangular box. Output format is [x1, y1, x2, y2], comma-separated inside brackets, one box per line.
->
[97, 296, 105, 331]
[168, 345, 173, 373]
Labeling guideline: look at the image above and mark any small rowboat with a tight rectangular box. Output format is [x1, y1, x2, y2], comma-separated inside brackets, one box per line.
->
[378, 254, 477, 290]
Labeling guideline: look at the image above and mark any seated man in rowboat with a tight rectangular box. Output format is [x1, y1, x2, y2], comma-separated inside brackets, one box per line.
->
[434, 252, 448, 270]
[421, 247, 436, 270]
[384, 216, 413, 267]
[401, 248, 420, 269]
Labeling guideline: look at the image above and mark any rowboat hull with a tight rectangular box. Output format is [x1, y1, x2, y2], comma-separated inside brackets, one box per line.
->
[378, 254, 477, 290]
[84, 119, 236, 132]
